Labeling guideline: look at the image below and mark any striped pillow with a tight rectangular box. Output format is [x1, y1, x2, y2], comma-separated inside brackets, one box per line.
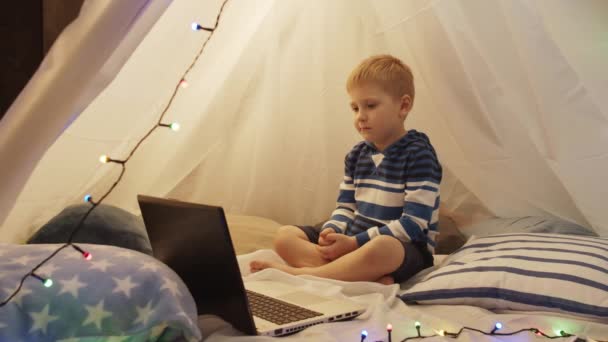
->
[400, 233, 608, 320]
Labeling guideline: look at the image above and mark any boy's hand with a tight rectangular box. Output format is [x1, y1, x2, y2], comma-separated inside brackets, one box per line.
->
[317, 233, 358, 261]
[318, 228, 336, 246]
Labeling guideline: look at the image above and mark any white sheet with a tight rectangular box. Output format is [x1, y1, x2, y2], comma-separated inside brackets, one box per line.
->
[197, 250, 608, 342]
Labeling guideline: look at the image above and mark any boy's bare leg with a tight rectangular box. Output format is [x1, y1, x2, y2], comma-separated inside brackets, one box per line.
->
[250, 226, 328, 272]
[251, 235, 405, 283]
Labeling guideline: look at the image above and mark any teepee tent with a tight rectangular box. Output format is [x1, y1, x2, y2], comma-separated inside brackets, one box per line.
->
[1, 0, 606, 242]
[1, 1, 608, 341]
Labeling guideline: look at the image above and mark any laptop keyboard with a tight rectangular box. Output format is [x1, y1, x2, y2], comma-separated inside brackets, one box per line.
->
[246, 290, 323, 325]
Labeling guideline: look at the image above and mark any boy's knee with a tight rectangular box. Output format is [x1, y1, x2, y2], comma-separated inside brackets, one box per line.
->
[273, 225, 305, 248]
[366, 236, 405, 262]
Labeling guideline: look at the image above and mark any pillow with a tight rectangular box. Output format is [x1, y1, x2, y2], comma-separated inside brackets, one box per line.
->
[27, 204, 152, 255]
[400, 233, 608, 320]
[0, 243, 201, 341]
[460, 216, 598, 238]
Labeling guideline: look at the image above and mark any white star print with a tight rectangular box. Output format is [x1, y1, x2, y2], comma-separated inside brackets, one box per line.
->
[116, 250, 137, 259]
[11, 255, 36, 266]
[161, 278, 182, 297]
[112, 276, 138, 298]
[0, 322, 6, 329]
[39, 263, 60, 276]
[58, 275, 87, 298]
[141, 261, 161, 272]
[134, 301, 156, 326]
[89, 259, 113, 272]
[83, 300, 112, 330]
[29, 304, 59, 334]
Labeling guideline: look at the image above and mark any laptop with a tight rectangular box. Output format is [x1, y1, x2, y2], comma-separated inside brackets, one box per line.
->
[137, 195, 365, 337]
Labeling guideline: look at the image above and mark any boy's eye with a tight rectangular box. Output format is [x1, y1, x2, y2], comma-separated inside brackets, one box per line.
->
[351, 106, 359, 112]
[367, 103, 376, 109]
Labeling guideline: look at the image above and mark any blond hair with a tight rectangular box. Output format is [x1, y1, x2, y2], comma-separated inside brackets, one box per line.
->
[346, 54, 415, 102]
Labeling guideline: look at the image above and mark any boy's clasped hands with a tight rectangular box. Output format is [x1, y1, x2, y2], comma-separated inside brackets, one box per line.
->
[316, 228, 358, 261]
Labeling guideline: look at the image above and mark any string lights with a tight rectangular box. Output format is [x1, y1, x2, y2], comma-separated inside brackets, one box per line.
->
[356, 321, 608, 342]
[361, 329, 368, 342]
[191, 22, 214, 32]
[30, 273, 53, 288]
[0, 0, 230, 309]
[158, 122, 181, 131]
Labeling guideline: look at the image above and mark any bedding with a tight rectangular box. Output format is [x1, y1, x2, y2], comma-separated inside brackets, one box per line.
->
[0, 243, 201, 341]
[401, 233, 608, 321]
[195, 249, 608, 341]
[459, 216, 598, 238]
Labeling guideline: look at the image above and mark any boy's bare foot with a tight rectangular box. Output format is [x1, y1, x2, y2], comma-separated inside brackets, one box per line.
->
[250, 260, 302, 275]
[375, 275, 395, 285]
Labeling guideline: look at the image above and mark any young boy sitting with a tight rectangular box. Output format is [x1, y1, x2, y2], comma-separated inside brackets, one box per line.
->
[250, 54, 441, 284]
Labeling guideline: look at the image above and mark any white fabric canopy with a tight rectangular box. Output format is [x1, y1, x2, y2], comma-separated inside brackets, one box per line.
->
[1, 0, 607, 243]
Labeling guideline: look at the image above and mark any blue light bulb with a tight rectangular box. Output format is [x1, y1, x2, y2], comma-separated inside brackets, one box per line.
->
[84, 194, 92, 202]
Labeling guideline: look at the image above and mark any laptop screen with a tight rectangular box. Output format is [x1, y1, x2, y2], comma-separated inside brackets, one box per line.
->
[137, 195, 256, 335]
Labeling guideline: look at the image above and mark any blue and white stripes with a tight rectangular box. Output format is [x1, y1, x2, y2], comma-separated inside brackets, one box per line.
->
[322, 130, 442, 252]
[401, 233, 608, 320]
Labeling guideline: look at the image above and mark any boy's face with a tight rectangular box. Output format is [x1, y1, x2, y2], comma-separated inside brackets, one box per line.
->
[349, 82, 411, 152]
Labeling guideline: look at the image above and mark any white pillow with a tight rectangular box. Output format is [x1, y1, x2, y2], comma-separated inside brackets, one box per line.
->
[400, 233, 608, 320]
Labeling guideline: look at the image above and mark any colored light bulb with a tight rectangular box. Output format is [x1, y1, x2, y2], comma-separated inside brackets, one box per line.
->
[170, 122, 180, 131]
[99, 155, 109, 163]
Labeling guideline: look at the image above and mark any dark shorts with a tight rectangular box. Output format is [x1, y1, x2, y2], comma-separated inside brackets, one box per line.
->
[298, 225, 434, 283]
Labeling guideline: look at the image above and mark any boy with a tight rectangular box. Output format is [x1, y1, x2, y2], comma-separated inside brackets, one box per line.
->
[251, 54, 441, 284]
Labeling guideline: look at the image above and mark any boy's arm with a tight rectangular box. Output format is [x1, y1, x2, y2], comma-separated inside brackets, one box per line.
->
[321, 153, 357, 234]
[354, 146, 441, 246]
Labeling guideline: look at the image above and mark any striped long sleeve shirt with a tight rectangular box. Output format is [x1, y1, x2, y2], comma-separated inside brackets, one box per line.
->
[322, 130, 442, 253]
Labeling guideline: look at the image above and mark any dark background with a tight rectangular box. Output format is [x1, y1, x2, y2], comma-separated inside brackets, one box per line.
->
[0, 0, 85, 121]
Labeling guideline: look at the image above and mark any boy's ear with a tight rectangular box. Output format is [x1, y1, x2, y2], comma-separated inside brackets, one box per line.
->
[400, 94, 413, 119]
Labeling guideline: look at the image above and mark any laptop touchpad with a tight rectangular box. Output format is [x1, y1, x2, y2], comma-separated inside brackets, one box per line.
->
[277, 291, 331, 306]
